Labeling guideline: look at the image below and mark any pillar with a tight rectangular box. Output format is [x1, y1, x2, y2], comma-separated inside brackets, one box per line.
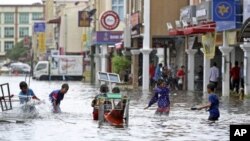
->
[201, 48, 211, 93]
[156, 48, 164, 64]
[219, 31, 233, 96]
[141, 0, 151, 91]
[131, 49, 140, 88]
[166, 47, 170, 67]
[186, 49, 197, 91]
[95, 46, 101, 84]
[100, 45, 108, 72]
[140, 49, 152, 90]
[240, 43, 250, 95]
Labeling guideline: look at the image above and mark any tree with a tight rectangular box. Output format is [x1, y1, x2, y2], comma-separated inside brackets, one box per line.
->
[112, 55, 131, 74]
[6, 40, 29, 62]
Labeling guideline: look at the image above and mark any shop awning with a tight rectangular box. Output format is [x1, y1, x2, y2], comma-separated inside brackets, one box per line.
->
[183, 22, 216, 35]
[47, 17, 61, 24]
[168, 22, 216, 36]
[168, 29, 184, 36]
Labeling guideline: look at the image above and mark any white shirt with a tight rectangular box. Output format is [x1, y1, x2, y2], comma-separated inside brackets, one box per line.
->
[209, 66, 219, 82]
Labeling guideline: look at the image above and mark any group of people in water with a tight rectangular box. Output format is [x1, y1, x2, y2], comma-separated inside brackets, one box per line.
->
[17, 78, 219, 123]
[18, 81, 69, 113]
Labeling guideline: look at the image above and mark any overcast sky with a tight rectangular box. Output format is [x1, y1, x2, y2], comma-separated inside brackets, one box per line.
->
[0, 0, 43, 5]
[0, 0, 88, 5]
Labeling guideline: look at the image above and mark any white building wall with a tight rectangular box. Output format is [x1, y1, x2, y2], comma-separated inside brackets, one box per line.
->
[0, 5, 44, 51]
[58, 2, 88, 54]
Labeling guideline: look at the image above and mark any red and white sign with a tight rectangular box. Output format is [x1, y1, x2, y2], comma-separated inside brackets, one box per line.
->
[100, 10, 120, 30]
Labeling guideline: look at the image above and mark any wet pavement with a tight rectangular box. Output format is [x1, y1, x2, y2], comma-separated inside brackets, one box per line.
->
[1, 76, 250, 141]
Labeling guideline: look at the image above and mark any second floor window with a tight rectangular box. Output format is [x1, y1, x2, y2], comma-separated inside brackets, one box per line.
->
[4, 27, 14, 38]
[32, 12, 43, 20]
[4, 41, 14, 51]
[112, 0, 124, 20]
[19, 13, 29, 24]
[4, 13, 14, 24]
[19, 27, 29, 38]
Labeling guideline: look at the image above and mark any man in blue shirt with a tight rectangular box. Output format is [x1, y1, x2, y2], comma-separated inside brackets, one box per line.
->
[49, 83, 69, 113]
[19, 81, 40, 104]
[198, 83, 220, 121]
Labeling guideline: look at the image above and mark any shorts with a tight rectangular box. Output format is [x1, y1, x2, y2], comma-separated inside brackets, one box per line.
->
[155, 107, 170, 116]
[93, 109, 98, 120]
[209, 81, 218, 88]
[208, 116, 219, 121]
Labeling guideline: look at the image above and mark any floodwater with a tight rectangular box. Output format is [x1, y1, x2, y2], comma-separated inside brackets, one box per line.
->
[1, 76, 250, 141]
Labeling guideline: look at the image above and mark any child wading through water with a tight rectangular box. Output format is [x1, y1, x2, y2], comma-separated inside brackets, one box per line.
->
[19, 81, 40, 104]
[91, 84, 111, 120]
[144, 79, 170, 115]
[49, 83, 69, 113]
[197, 83, 220, 121]
[19, 81, 41, 112]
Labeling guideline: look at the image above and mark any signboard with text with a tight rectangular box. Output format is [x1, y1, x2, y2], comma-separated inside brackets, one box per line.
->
[38, 33, 46, 53]
[34, 22, 46, 33]
[92, 31, 123, 45]
[212, 0, 241, 31]
[100, 11, 120, 30]
[196, 1, 211, 22]
[78, 10, 90, 27]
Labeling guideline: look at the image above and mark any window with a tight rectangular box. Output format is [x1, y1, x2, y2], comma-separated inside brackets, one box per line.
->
[19, 27, 29, 38]
[112, 0, 124, 20]
[4, 41, 14, 51]
[4, 13, 14, 24]
[36, 63, 47, 71]
[4, 27, 14, 38]
[32, 12, 43, 20]
[19, 13, 29, 24]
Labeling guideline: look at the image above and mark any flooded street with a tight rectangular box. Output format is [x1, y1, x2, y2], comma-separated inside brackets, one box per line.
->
[1, 76, 250, 141]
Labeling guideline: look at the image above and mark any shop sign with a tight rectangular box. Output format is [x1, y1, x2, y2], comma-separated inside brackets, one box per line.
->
[130, 12, 140, 36]
[92, 31, 123, 45]
[212, 0, 241, 31]
[100, 11, 120, 30]
[180, 6, 196, 23]
[196, 1, 211, 22]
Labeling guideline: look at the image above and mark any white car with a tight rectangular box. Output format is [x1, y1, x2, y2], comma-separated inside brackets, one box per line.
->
[10, 62, 31, 73]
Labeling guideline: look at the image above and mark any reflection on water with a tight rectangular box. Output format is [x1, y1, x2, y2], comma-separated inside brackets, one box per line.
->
[1, 76, 250, 141]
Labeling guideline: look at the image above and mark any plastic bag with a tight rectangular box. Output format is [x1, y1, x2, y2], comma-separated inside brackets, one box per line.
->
[178, 78, 183, 84]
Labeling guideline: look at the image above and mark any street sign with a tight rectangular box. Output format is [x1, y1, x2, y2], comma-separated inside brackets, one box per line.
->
[38, 33, 46, 53]
[212, 0, 241, 31]
[34, 22, 46, 33]
[100, 10, 120, 30]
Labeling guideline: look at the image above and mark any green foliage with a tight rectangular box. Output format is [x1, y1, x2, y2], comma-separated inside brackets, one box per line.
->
[6, 40, 29, 61]
[112, 55, 131, 74]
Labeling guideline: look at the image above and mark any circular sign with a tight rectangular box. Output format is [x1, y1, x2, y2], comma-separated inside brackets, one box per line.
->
[100, 10, 120, 30]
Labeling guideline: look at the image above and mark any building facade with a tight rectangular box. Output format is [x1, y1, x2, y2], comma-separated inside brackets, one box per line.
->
[0, 4, 44, 64]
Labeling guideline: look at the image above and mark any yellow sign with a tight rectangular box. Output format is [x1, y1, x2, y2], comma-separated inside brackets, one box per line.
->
[202, 32, 216, 59]
[83, 70, 91, 82]
[38, 33, 46, 53]
[82, 34, 87, 42]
